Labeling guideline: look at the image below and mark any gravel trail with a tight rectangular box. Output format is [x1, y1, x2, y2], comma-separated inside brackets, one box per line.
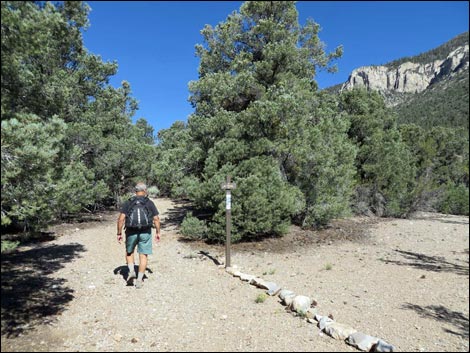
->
[1, 198, 468, 352]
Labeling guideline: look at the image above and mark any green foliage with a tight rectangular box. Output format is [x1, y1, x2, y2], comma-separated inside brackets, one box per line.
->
[153, 121, 194, 197]
[255, 293, 268, 303]
[225, 156, 305, 241]
[182, 1, 350, 241]
[54, 152, 108, 216]
[1, 240, 20, 253]
[296, 113, 357, 228]
[361, 129, 416, 217]
[180, 212, 208, 240]
[1, 1, 157, 231]
[400, 123, 469, 214]
[5, 0, 465, 238]
[437, 183, 469, 216]
[395, 71, 469, 130]
[147, 186, 160, 198]
[1, 114, 66, 228]
[184, 156, 305, 243]
[340, 89, 416, 217]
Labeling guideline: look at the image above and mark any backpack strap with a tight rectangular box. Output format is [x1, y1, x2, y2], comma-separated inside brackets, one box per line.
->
[126, 196, 139, 215]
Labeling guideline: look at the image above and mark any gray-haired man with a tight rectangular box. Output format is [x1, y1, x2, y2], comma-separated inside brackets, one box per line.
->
[117, 182, 160, 288]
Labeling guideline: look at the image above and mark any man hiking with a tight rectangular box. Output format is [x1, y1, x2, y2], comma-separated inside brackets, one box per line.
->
[117, 182, 160, 289]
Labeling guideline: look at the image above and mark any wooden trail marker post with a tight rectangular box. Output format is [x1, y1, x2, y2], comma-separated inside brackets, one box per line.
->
[221, 175, 236, 268]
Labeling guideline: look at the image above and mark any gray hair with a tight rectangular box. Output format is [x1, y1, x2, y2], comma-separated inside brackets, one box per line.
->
[134, 182, 147, 192]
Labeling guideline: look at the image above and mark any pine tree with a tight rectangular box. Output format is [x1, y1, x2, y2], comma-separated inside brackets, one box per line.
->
[339, 89, 416, 217]
[1, 1, 156, 230]
[184, 1, 349, 241]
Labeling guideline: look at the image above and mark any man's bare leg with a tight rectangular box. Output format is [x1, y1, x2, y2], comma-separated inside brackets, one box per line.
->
[126, 252, 136, 280]
[135, 254, 148, 288]
[138, 253, 147, 276]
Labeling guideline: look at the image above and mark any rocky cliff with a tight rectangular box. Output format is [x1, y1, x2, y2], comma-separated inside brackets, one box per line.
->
[340, 44, 469, 105]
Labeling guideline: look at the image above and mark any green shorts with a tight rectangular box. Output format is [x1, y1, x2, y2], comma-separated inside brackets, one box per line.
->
[125, 232, 152, 255]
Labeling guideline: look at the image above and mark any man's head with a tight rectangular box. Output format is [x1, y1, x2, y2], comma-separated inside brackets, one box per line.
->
[134, 182, 148, 196]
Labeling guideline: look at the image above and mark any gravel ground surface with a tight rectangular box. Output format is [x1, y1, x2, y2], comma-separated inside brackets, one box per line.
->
[1, 198, 468, 352]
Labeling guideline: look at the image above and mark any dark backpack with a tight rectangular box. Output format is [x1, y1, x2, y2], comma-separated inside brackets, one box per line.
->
[125, 196, 153, 230]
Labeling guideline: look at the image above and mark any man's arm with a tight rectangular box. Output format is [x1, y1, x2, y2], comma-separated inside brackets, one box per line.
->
[153, 215, 161, 242]
[117, 213, 126, 243]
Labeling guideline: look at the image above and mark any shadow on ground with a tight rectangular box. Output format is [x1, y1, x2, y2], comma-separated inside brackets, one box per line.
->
[197, 251, 222, 265]
[160, 199, 194, 230]
[402, 303, 469, 338]
[1, 243, 85, 337]
[380, 250, 469, 276]
[113, 265, 151, 286]
[410, 214, 469, 226]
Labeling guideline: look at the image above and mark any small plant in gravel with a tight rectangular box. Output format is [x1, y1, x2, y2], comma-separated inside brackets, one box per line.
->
[255, 293, 268, 303]
[263, 268, 276, 275]
[324, 263, 333, 270]
[183, 252, 199, 259]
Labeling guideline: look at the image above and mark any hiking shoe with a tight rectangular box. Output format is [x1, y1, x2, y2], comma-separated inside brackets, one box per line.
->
[135, 280, 144, 289]
[127, 270, 136, 284]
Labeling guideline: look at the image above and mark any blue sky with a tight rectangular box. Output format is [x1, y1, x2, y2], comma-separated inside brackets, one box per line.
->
[82, 1, 469, 133]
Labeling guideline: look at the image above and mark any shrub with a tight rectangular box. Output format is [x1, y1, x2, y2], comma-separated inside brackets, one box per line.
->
[180, 212, 208, 240]
[147, 186, 160, 198]
[437, 183, 469, 215]
[1, 240, 20, 253]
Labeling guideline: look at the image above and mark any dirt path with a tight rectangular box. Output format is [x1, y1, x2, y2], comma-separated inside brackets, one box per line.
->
[1, 198, 469, 352]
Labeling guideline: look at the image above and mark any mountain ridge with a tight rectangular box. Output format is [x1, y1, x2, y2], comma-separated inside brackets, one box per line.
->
[325, 32, 469, 129]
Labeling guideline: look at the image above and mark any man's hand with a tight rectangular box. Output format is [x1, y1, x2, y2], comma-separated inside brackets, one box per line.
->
[117, 234, 123, 244]
[155, 232, 161, 242]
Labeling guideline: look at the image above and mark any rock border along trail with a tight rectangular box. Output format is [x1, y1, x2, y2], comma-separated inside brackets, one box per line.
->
[1, 198, 469, 352]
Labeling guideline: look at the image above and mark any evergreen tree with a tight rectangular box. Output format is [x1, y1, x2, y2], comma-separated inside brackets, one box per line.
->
[185, 1, 350, 241]
[153, 121, 195, 197]
[295, 106, 357, 227]
[340, 89, 416, 217]
[1, 1, 156, 230]
[401, 123, 469, 215]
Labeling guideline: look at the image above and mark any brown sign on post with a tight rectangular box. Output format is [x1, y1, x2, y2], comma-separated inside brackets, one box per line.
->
[221, 176, 236, 268]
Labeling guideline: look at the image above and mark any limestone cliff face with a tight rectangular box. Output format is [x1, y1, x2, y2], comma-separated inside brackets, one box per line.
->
[341, 44, 469, 95]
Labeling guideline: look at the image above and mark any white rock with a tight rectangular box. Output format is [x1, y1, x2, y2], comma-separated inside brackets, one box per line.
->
[317, 315, 335, 330]
[324, 322, 357, 340]
[239, 273, 256, 282]
[372, 339, 395, 352]
[341, 44, 469, 99]
[305, 307, 318, 320]
[278, 289, 295, 301]
[346, 332, 380, 351]
[265, 283, 282, 296]
[225, 266, 235, 274]
[291, 295, 312, 315]
[284, 295, 295, 307]
[249, 277, 281, 296]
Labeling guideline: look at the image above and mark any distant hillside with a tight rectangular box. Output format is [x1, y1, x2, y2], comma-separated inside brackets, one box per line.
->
[385, 32, 469, 69]
[325, 32, 469, 129]
[395, 69, 469, 129]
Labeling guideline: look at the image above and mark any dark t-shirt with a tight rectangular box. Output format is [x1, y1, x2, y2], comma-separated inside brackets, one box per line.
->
[120, 196, 159, 235]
